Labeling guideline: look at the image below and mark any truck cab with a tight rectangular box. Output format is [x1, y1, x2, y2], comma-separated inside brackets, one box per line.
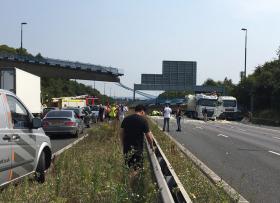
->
[217, 96, 238, 120]
[195, 94, 218, 120]
[185, 94, 218, 120]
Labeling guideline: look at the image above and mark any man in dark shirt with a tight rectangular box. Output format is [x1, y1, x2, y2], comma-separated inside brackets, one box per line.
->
[120, 105, 154, 170]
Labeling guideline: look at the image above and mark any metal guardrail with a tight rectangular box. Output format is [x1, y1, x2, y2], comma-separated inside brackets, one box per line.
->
[148, 117, 249, 203]
[145, 137, 192, 203]
[0, 52, 124, 76]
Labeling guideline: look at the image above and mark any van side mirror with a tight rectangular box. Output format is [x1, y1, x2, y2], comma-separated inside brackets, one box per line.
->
[32, 117, 42, 129]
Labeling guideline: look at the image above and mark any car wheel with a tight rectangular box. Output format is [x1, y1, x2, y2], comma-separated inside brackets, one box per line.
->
[74, 130, 79, 138]
[35, 151, 46, 183]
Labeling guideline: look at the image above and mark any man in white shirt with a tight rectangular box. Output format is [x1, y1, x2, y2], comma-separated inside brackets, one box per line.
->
[163, 104, 172, 132]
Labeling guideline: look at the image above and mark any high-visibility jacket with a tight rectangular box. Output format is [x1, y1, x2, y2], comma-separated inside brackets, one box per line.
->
[109, 106, 117, 118]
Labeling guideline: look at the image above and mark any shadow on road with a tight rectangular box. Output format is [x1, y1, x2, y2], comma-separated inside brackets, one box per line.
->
[47, 134, 77, 140]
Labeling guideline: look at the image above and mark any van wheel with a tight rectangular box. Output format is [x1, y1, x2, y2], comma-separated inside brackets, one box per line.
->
[35, 151, 46, 183]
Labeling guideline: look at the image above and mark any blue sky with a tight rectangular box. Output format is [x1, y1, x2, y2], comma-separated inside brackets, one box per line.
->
[1, 0, 280, 97]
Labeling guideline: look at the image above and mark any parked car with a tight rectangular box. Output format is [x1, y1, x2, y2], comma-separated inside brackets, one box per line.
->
[82, 106, 95, 123]
[42, 110, 84, 137]
[90, 105, 99, 122]
[42, 107, 59, 118]
[63, 107, 91, 128]
[0, 89, 52, 186]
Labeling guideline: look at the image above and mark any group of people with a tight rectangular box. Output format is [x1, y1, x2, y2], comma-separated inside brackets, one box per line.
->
[162, 104, 182, 132]
[119, 103, 183, 176]
[98, 103, 128, 122]
[119, 102, 211, 179]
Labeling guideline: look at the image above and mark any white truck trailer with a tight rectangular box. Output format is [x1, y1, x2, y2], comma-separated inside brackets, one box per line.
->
[185, 94, 218, 120]
[0, 67, 41, 114]
[216, 96, 238, 120]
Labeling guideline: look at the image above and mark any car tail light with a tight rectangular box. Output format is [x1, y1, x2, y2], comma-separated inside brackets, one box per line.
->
[64, 121, 76, 126]
[42, 121, 49, 127]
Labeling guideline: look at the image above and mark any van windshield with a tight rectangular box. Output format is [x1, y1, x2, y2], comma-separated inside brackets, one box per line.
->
[223, 100, 237, 107]
[197, 99, 217, 107]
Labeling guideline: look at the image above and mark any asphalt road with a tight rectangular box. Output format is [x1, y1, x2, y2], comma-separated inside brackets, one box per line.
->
[152, 116, 280, 203]
[49, 131, 88, 154]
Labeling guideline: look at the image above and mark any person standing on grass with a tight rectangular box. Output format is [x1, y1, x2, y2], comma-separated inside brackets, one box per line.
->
[118, 104, 128, 123]
[175, 104, 182, 132]
[120, 105, 154, 171]
[163, 104, 172, 132]
[98, 104, 105, 122]
[105, 104, 110, 121]
[109, 104, 117, 120]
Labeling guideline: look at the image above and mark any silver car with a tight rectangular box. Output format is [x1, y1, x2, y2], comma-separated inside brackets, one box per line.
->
[42, 110, 84, 137]
[0, 89, 52, 187]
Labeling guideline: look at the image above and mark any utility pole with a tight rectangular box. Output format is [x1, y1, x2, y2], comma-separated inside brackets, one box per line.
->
[103, 82, 106, 104]
[241, 28, 248, 79]
[20, 22, 27, 53]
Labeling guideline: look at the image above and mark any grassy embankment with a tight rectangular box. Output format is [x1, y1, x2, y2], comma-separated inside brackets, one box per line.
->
[148, 118, 236, 203]
[0, 122, 159, 202]
[252, 109, 280, 126]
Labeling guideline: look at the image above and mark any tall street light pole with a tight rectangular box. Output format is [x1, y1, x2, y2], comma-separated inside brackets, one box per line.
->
[241, 28, 247, 79]
[20, 22, 27, 52]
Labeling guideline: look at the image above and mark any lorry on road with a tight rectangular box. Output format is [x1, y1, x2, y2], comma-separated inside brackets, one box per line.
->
[185, 94, 218, 120]
[0, 67, 41, 115]
[216, 96, 238, 120]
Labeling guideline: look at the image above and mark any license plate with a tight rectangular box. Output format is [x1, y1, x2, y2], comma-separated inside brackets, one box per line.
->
[226, 108, 234, 112]
[50, 121, 63, 126]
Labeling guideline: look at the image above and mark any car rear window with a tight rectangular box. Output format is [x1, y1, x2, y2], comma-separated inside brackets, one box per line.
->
[91, 106, 99, 111]
[66, 108, 80, 115]
[43, 108, 56, 114]
[46, 111, 72, 118]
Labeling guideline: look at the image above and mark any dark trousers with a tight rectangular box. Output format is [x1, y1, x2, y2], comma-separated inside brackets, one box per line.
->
[176, 117, 181, 131]
[124, 148, 143, 170]
[163, 118, 170, 132]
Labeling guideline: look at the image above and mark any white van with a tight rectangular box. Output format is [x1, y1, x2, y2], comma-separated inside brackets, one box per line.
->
[0, 89, 52, 187]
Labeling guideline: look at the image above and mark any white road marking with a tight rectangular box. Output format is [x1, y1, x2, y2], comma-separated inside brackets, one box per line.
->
[239, 128, 247, 132]
[268, 151, 280, 156]
[195, 126, 203, 129]
[232, 121, 280, 134]
[217, 134, 228, 138]
[273, 137, 280, 140]
[52, 134, 88, 158]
